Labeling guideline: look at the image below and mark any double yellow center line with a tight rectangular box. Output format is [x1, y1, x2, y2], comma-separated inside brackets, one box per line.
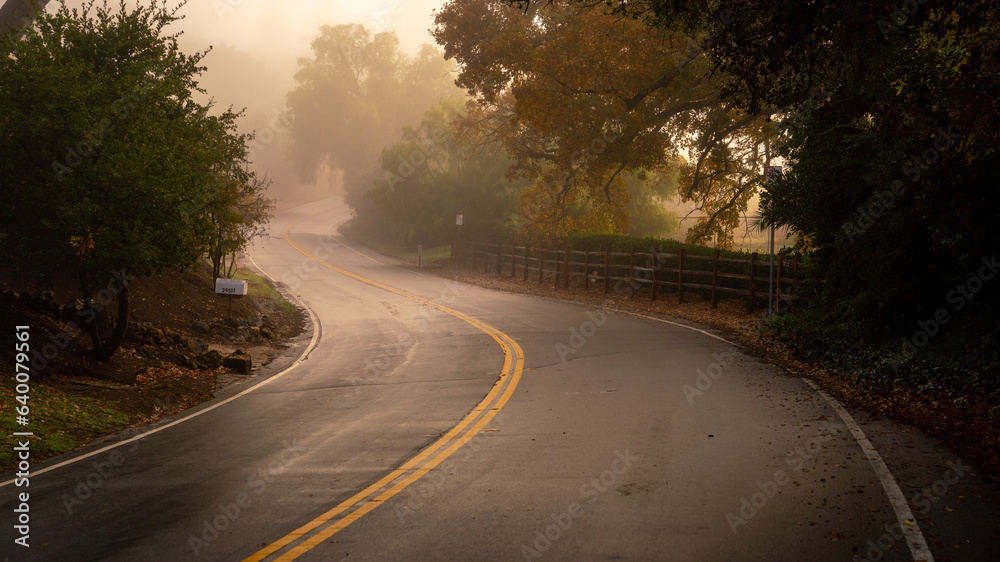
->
[243, 212, 525, 561]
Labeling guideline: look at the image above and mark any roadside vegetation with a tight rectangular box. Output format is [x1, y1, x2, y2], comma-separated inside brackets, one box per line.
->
[0, 259, 302, 472]
[1, 1, 273, 364]
[384, 0, 996, 404]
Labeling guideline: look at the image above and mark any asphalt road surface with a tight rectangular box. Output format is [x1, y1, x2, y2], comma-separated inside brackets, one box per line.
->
[3, 198, 998, 561]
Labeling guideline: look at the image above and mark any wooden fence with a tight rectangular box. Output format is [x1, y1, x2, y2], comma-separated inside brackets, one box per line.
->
[453, 240, 800, 310]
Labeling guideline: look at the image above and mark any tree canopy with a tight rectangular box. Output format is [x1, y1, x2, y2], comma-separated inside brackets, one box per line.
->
[565, 0, 1000, 387]
[0, 0, 272, 363]
[434, 0, 770, 246]
[367, 98, 527, 246]
[285, 24, 462, 232]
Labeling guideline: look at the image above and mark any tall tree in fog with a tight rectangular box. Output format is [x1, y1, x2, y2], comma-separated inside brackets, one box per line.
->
[286, 24, 460, 225]
[367, 98, 526, 246]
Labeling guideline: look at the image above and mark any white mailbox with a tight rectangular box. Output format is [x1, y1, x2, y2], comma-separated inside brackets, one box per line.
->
[215, 278, 248, 296]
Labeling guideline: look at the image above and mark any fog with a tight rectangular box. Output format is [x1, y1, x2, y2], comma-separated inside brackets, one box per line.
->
[50, 0, 454, 206]
[30, 1, 727, 244]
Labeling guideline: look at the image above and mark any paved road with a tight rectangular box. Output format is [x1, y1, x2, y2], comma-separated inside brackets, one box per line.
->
[3, 199, 998, 561]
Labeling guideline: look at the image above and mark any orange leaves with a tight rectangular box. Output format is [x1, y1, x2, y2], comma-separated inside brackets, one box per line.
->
[437, 0, 766, 243]
[70, 233, 96, 258]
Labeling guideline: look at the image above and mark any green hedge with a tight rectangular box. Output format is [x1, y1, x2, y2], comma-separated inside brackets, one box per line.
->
[565, 232, 752, 260]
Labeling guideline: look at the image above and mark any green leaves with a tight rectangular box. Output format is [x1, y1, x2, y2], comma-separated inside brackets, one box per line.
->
[367, 98, 524, 245]
[1, 1, 271, 361]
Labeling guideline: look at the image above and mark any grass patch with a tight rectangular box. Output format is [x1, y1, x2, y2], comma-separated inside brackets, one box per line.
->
[402, 245, 451, 262]
[339, 221, 452, 264]
[233, 268, 302, 338]
[1, 364, 133, 471]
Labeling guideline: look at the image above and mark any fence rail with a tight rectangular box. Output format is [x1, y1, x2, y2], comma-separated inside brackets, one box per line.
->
[453, 240, 800, 310]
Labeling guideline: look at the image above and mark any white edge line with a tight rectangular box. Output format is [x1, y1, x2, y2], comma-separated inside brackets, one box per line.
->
[542, 294, 736, 345]
[0, 251, 322, 489]
[803, 380, 934, 562]
[581, 301, 932, 562]
[326, 219, 380, 265]
[326, 216, 435, 278]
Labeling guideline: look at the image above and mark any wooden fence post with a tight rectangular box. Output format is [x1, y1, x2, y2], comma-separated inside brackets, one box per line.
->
[777, 253, 784, 304]
[677, 249, 685, 304]
[554, 250, 561, 288]
[629, 250, 635, 284]
[496, 242, 502, 275]
[538, 250, 545, 285]
[583, 251, 590, 292]
[793, 253, 800, 292]
[511, 243, 517, 278]
[651, 249, 658, 301]
[604, 248, 611, 294]
[749, 252, 757, 309]
[712, 249, 720, 309]
[524, 246, 531, 282]
[563, 250, 569, 289]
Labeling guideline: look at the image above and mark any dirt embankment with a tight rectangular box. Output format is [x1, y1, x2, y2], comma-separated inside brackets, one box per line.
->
[0, 260, 304, 470]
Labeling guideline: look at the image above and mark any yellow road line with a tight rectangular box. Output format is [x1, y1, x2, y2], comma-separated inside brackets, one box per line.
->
[243, 211, 525, 562]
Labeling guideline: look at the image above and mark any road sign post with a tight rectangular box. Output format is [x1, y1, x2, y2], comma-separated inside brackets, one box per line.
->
[764, 164, 782, 317]
[455, 214, 463, 262]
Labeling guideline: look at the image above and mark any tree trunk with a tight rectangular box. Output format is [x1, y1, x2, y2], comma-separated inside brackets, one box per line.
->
[225, 251, 238, 278]
[78, 270, 131, 363]
[96, 282, 130, 362]
[78, 271, 105, 360]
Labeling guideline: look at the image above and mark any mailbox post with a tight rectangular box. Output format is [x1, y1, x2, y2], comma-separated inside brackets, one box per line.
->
[215, 278, 248, 317]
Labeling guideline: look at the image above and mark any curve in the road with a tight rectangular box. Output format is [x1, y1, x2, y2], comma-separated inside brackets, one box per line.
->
[242, 212, 525, 561]
[0, 272, 323, 490]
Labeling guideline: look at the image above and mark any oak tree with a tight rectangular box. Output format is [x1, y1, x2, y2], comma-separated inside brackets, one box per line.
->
[434, 0, 771, 246]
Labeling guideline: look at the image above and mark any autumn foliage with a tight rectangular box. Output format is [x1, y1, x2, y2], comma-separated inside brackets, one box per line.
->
[433, 0, 770, 247]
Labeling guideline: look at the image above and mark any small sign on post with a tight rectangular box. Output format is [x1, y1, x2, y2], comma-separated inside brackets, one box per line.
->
[215, 279, 247, 317]
[455, 215, 464, 263]
[215, 279, 248, 296]
[765, 165, 782, 183]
